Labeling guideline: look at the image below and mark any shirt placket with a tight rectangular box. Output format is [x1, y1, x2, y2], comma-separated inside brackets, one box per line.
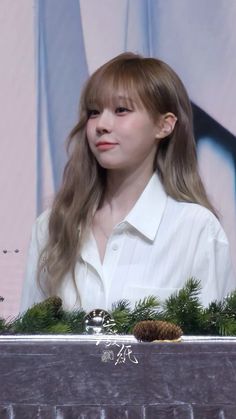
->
[102, 226, 124, 308]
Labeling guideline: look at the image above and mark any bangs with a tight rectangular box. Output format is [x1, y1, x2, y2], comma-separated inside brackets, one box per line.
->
[83, 61, 147, 112]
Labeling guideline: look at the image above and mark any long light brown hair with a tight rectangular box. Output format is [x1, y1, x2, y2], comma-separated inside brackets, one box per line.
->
[38, 52, 216, 299]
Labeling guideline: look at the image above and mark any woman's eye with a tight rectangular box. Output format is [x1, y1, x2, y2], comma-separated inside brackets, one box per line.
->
[87, 109, 100, 118]
[115, 107, 130, 114]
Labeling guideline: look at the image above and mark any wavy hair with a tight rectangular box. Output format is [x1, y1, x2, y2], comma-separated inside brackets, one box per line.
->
[38, 52, 216, 300]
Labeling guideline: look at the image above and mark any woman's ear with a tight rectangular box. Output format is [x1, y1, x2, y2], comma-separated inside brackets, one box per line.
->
[155, 112, 177, 139]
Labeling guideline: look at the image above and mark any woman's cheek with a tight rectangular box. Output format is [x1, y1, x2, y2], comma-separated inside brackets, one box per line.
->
[86, 126, 94, 148]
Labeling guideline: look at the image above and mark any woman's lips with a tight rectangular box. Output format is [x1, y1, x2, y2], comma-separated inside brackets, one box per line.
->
[96, 142, 118, 150]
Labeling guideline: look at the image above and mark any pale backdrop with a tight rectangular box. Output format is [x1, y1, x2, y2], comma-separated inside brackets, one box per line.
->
[0, 0, 235, 318]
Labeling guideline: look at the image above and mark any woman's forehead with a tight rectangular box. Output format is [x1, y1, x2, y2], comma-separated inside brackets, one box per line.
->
[85, 86, 143, 109]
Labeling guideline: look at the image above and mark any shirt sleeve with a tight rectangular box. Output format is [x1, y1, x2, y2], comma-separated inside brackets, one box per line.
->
[200, 216, 236, 306]
[20, 211, 50, 313]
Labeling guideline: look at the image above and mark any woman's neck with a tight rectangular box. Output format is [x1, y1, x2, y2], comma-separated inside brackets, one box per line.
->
[92, 167, 154, 263]
[103, 167, 154, 217]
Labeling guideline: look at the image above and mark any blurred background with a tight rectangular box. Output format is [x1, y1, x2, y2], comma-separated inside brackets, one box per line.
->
[0, 0, 235, 318]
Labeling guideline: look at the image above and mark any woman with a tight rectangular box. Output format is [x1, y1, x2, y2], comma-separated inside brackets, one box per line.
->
[20, 52, 235, 312]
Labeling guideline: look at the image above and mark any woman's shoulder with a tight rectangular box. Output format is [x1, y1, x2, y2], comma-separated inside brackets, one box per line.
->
[35, 208, 51, 227]
[32, 209, 51, 242]
[176, 200, 216, 218]
[167, 198, 228, 242]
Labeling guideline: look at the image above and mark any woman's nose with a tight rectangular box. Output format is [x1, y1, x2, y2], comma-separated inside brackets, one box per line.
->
[96, 110, 113, 134]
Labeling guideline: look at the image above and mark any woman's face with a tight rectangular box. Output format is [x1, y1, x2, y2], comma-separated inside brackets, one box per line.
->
[86, 94, 160, 175]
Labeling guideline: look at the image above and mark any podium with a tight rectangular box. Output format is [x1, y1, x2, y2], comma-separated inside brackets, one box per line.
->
[0, 335, 236, 418]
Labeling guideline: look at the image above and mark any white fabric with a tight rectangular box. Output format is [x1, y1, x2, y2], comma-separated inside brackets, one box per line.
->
[20, 173, 236, 312]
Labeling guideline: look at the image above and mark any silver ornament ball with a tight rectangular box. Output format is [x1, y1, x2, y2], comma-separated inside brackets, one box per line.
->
[84, 309, 114, 335]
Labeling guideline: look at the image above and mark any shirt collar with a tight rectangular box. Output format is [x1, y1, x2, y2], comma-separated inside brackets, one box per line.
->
[124, 172, 167, 241]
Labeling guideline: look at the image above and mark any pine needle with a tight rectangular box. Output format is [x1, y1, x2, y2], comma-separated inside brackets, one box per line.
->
[128, 296, 160, 333]
[110, 300, 131, 333]
[12, 297, 63, 334]
[60, 309, 86, 334]
[162, 278, 203, 334]
[1, 279, 236, 336]
[0, 318, 6, 333]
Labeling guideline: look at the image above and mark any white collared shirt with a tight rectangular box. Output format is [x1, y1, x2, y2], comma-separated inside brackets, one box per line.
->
[20, 174, 236, 312]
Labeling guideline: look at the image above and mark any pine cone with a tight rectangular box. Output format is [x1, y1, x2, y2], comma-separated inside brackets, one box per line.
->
[133, 320, 182, 342]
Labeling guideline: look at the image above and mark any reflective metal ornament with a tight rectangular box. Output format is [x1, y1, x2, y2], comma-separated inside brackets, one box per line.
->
[84, 309, 115, 335]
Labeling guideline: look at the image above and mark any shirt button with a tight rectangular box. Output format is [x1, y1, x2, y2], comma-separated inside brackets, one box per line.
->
[112, 243, 119, 251]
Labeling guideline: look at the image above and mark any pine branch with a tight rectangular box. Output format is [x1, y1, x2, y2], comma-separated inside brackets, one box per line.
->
[60, 309, 86, 334]
[110, 300, 131, 333]
[0, 318, 6, 333]
[202, 291, 236, 336]
[46, 323, 73, 334]
[223, 290, 236, 319]
[216, 291, 236, 336]
[127, 296, 160, 333]
[0, 296, 6, 333]
[218, 318, 236, 336]
[12, 297, 63, 334]
[110, 297, 160, 334]
[200, 301, 223, 335]
[111, 299, 131, 312]
[2, 280, 236, 336]
[162, 278, 204, 334]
